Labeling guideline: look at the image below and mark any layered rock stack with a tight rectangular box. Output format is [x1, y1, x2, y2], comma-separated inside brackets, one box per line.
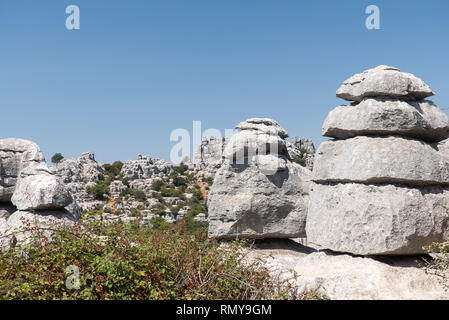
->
[0, 138, 80, 247]
[208, 118, 311, 239]
[306, 65, 449, 255]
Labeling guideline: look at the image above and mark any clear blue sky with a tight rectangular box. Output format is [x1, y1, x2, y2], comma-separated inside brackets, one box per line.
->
[1, 0, 448, 164]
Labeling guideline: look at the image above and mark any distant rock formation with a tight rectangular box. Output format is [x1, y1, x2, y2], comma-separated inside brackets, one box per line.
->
[207, 118, 311, 239]
[51, 152, 104, 211]
[191, 137, 229, 179]
[121, 154, 172, 181]
[306, 65, 449, 255]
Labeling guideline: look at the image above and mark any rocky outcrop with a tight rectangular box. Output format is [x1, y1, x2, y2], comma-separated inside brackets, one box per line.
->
[208, 118, 311, 239]
[12, 164, 72, 211]
[121, 154, 172, 181]
[306, 66, 449, 255]
[0, 138, 80, 249]
[51, 152, 104, 211]
[248, 240, 449, 300]
[0, 138, 46, 201]
[192, 137, 229, 179]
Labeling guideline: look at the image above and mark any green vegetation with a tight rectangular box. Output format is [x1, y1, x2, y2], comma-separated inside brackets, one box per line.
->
[294, 157, 307, 167]
[423, 239, 449, 289]
[51, 153, 64, 164]
[0, 217, 321, 300]
[129, 188, 147, 202]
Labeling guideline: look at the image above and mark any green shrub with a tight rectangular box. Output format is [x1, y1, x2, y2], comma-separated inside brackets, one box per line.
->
[294, 157, 307, 167]
[51, 153, 64, 164]
[86, 181, 110, 200]
[173, 176, 187, 187]
[0, 216, 322, 300]
[129, 189, 147, 202]
[152, 180, 165, 191]
[173, 164, 189, 175]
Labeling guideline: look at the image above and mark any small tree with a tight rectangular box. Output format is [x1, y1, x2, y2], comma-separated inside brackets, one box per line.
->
[51, 153, 64, 164]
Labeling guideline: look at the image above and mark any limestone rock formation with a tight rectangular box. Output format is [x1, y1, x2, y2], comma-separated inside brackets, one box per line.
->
[248, 241, 449, 300]
[191, 137, 229, 179]
[51, 152, 104, 211]
[0, 138, 80, 249]
[306, 66, 449, 255]
[323, 98, 449, 141]
[208, 118, 311, 239]
[0, 138, 46, 201]
[336, 65, 434, 102]
[287, 137, 316, 170]
[12, 164, 72, 211]
[121, 154, 172, 180]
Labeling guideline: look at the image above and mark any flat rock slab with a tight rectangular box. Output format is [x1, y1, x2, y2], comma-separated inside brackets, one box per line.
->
[322, 98, 449, 142]
[313, 136, 449, 186]
[306, 182, 449, 255]
[336, 65, 434, 102]
[247, 242, 449, 300]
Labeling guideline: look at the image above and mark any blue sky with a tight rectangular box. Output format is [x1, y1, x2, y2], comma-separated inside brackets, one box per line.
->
[1, 0, 448, 164]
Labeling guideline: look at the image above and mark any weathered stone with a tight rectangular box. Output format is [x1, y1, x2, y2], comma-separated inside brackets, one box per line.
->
[51, 152, 103, 183]
[11, 164, 72, 211]
[248, 242, 449, 299]
[235, 118, 289, 138]
[336, 65, 434, 102]
[313, 136, 449, 186]
[306, 183, 449, 255]
[192, 137, 229, 179]
[0, 138, 46, 201]
[223, 130, 287, 162]
[323, 98, 449, 142]
[121, 155, 172, 180]
[208, 157, 311, 239]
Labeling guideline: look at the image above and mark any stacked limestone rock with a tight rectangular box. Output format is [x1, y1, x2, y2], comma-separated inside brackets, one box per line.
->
[287, 137, 316, 170]
[208, 118, 311, 239]
[306, 65, 449, 255]
[0, 138, 80, 247]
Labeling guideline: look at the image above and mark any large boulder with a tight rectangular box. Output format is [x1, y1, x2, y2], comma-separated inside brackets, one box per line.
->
[0, 138, 46, 202]
[336, 65, 434, 102]
[322, 98, 449, 142]
[11, 163, 73, 211]
[313, 136, 449, 186]
[208, 118, 311, 239]
[307, 183, 449, 255]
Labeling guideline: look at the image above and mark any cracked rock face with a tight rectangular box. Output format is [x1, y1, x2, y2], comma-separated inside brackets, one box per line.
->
[322, 98, 449, 142]
[0, 138, 46, 202]
[306, 66, 449, 255]
[336, 65, 434, 102]
[207, 118, 311, 239]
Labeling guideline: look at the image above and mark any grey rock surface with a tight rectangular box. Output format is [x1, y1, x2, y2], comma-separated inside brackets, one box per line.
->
[0, 138, 46, 202]
[121, 154, 172, 180]
[208, 158, 311, 239]
[306, 182, 449, 255]
[323, 98, 449, 142]
[336, 65, 434, 102]
[208, 118, 311, 239]
[313, 136, 449, 186]
[11, 163, 73, 211]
